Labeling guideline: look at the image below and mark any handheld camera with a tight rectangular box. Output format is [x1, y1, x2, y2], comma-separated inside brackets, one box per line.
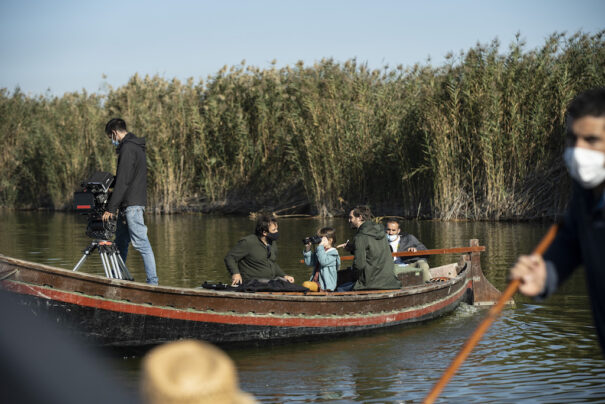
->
[302, 235, 322, 245]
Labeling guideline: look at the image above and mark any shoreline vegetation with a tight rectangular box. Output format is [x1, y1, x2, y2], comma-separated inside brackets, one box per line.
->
[1, 31, 604, 220]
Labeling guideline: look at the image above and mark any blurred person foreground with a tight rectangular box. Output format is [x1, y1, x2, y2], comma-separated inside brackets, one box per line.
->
[141, 339, 257, 404]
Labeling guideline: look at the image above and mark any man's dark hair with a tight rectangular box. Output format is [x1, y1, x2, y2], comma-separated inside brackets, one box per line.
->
[385, 219, 400, 228]
[255, 215, 278, 237]
[105, 118, 128, 135]
[566, 87, 605, 121]
[351, 205, 373, 222]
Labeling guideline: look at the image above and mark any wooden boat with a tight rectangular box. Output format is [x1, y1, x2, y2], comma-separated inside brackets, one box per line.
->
[0, 239, 502, 348]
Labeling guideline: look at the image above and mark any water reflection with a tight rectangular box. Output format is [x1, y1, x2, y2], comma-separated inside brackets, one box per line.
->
[1, 211, 605, 402]
[0, 212, 552, 291]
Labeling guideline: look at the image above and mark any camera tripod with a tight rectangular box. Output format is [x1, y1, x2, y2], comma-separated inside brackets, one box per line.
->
[72, 240, 134, 281]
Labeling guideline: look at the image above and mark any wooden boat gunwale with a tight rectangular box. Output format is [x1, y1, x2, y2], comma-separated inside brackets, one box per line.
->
[0, 254, 463, 302]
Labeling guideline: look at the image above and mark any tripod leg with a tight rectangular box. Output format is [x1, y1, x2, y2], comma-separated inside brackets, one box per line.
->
[108, 253, 120, 279]
[116, 254, 134, 281]
[109, 253, 123, 280]
[72, 242, 98, 272]
[99, 251, 112, 279]
[72, 254, 89, 272]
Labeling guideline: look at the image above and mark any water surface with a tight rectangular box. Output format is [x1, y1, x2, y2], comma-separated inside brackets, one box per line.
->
[1, 211, 604, 403]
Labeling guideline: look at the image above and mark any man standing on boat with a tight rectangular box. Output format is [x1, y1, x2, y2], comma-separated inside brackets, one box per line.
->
[510, 87, 605, 352]
[102, 118, 158, 285]
[337, 206, 401, 291]
[225, 215, 295, 286]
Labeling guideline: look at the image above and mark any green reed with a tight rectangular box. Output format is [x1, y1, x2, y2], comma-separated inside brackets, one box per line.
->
[0, 31, 603, 219]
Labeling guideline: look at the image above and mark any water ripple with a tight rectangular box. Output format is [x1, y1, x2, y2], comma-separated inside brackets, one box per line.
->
[3, 213, 605, 403]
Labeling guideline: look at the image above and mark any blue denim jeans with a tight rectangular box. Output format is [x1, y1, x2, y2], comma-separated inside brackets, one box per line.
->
[115, 206, 158, 285]
[336, 281, 355, 292]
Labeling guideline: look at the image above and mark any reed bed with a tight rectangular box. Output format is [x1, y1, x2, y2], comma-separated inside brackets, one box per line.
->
[0, 31, 603, 219]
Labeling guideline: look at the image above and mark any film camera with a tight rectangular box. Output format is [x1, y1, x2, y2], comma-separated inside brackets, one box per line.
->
[302, 235, 322, 244]
[72, 171, 133, 281]
[73, 171, 116, 240]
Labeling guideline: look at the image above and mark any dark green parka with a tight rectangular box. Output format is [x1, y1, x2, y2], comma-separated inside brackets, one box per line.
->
[224, 234, 285, 281]
[352, 221, 402, 290]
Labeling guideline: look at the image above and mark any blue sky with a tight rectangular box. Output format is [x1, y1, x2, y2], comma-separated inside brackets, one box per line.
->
[1, 0, 603, 96]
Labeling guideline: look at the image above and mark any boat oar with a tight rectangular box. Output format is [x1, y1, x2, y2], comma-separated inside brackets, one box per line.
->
[423, 224, 559, 404]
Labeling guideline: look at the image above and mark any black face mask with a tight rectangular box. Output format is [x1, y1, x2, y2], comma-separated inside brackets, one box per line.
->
[266, 231, 279, 242]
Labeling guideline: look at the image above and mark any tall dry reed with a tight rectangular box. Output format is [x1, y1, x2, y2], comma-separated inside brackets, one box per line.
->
[0, 31, 603, 219]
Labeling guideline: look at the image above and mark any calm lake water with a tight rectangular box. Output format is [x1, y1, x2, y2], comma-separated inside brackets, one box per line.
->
[1, 211, 604, 403]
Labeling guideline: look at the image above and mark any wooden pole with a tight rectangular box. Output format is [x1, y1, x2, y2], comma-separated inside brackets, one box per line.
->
[423, 224, 559, 404]
[299, 246, 486, 264]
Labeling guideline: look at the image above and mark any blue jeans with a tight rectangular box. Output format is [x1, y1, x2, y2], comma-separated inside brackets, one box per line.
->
[115, 206, 158, 285]
[336, 281, 355, 292]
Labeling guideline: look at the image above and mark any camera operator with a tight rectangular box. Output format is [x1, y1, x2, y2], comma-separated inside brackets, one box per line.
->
[102, 118, 158, 285]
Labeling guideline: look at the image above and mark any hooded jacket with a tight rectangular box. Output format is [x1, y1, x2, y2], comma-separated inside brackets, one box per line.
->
[303, 246, 340, 291]
[107, 133, 148, 213]
[352, 221, 401, 290]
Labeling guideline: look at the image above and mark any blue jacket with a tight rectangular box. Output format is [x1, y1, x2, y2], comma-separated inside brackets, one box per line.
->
[303, 246, 340, 291]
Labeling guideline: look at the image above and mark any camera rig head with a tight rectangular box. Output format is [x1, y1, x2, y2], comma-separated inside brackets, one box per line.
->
[74, 171, 116, 240]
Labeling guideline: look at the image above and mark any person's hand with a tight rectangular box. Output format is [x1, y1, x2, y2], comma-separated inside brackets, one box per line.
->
[102, 211, 114, 222]
[509, 254, 547, 297]
[336, 240, 349, 249]
[231, 274, 242, 286]
[407, 247, 418, 252]
[284, 275, 294, 283]
[319, 236, 329, 247]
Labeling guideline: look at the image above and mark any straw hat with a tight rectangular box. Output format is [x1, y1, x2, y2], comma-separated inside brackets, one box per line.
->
[141, 340, 257, 404]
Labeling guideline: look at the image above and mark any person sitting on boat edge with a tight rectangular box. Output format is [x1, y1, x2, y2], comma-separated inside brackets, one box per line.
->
[386, 219, 431, 283]
[509, 87, 605, 353]
[224, 215, 295, 286]
[302, 227, 341, 292]
[336, 206, 402, 292]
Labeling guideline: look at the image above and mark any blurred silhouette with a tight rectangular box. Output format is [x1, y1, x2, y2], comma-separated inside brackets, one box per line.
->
[141, 339, 257, 404]
[0, 290, 138, 404]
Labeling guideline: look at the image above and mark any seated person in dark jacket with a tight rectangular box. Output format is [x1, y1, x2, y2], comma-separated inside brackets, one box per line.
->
[385, 219, 431, 282]
[337, 206, 402, 291]
[510, 87, 605, 353]
[224, 215, 295, 286]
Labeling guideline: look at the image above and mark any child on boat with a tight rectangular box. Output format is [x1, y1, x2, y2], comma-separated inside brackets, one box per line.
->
[302, 227, 341, 292]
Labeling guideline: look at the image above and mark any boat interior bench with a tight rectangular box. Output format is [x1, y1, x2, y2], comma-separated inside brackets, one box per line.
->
[395, 265, 425, 287]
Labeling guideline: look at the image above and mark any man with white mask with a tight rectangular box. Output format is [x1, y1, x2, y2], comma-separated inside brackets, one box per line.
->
[510, 87, 605, 352]
[385, 219, 431, 282]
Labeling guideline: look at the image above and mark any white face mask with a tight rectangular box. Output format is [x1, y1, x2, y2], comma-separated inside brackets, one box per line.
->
[563, 147, 605, 189]
[387, 234, 399, 242]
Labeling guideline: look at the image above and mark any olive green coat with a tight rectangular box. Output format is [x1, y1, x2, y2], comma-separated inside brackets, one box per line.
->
[352, 221, 401, 290]
[224, 234, 285, 281]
